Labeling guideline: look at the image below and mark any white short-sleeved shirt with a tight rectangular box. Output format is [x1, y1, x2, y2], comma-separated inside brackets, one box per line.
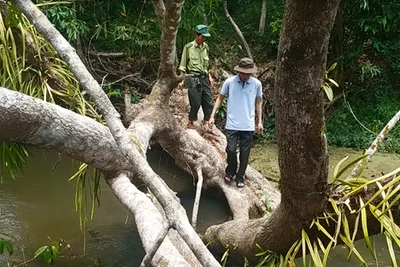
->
[220, 75, 262, 131]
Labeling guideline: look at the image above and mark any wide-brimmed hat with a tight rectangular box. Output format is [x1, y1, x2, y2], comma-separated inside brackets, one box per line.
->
[195, 24, 211, 37]
[234, 57, 258, 74]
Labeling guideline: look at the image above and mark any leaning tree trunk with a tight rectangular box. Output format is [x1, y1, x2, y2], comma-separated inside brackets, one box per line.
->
[258, 0, 267, 34]
[223, 0, 253, 60]
[348, 109, 400, 178]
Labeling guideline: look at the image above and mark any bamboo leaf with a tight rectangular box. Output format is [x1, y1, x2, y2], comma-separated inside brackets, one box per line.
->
[335, 154, 368, 182]
[322, 84, 333, 102]
[329, 78, 339, 87]
[315, 220, 335, 242]
[339, 234, 367, 266]
[286, 239, 301, 265]
[302, 230, 307, 267]
[328, 62, 337, 73]
[385, 232, 398, 267]
[333, 155, 349, 181]
[351, 213, 360, 244]
[341, 167, 400, 201]
[322, 241, 333, 266]
[359, 197, 375, 258]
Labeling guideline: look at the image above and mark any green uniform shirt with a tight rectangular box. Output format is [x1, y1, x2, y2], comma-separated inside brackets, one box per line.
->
[178, 40, 209, 74]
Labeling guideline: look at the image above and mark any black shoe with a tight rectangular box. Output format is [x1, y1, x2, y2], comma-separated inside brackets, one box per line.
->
[224, 174, 234, 183]
[236, 177, 245, 188]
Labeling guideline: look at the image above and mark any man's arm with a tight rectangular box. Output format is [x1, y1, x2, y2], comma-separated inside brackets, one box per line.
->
[255, 97, 263, 134]
[208, 72, 214, 87]
[209, 94, 225, 124]
[178, 46, 188, 74]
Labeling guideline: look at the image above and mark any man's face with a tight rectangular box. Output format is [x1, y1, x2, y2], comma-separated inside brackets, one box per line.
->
[195, 33, 205, 45]
[239, 72, 251, 81]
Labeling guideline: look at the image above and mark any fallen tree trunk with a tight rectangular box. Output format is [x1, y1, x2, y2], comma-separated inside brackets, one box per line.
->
[12, 0, 220, 265]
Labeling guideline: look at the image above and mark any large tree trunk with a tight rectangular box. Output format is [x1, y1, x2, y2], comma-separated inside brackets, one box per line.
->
[203, 0, 341, 262]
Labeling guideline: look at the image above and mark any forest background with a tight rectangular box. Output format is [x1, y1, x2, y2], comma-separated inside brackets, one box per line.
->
[39, 0, 400, 153]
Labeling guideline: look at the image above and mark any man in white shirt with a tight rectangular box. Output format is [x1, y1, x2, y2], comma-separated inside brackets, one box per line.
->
[210, 58, 263, 188]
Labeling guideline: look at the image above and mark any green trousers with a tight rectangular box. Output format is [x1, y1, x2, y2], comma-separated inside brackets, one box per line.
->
[186, 76, 214, 121]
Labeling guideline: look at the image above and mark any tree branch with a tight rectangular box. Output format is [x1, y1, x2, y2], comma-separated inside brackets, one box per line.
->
[349, 109, 400, 178]
[0, 87, 129, 171]
[192, 168, 204, 230]
[12, 1, 220, 265]
[107, 172, 198, 266]
[223, 0, 253, 60]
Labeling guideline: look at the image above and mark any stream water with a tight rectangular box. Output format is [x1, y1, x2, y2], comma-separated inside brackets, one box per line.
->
[0, 146, 399, 266]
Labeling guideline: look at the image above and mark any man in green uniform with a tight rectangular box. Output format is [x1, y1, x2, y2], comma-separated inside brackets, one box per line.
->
[178, 24, 214, 129]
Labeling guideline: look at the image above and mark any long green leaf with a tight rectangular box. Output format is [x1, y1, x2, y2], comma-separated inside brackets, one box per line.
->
[314, 220, 335, 242]
[359, 198, 375, 258]
[339, 234, 367, 266]
[332, 155, 349, 181]
[335, 154, 368, 181]
[34, 246, 47, 259]
[385, 232, 398, 267]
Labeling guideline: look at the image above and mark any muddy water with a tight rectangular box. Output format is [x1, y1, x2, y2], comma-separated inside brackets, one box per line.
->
[0, 144, 399, 266]
[0, 148, 228, 266]
[251, 142, 400, 266]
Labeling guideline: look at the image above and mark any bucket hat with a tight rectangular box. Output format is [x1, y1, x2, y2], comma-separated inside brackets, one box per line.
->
[234, 57, 258, 74]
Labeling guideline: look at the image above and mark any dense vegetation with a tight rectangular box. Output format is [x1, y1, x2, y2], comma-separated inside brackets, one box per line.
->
[39, 0, 400, 152]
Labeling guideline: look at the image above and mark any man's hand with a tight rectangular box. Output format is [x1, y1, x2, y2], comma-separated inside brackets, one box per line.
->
[256, 122, 263, 134]
[209, 117, 215, 125]
[208, 76, 214, 88]
[178, 72, 185, 88]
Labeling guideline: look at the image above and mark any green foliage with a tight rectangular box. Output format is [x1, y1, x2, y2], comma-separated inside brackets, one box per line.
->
[34, 238, 72, 265]
[1, 2, 103, 181]
[0, 143, 30, 180]
[326, 85, 400, 152]
[1, 2, 101, 120]
[253, 157, 400, 266]
[332, 0, 400, 84]
[0, 237, 13, 256]
[37, 1, 90, 41]
[68, 163, 101, 230]
[215, 98, 227, 119]
[257, 119, 276, 141]
[82, 1, 160, 55]
[103, 84, 141, 103]
[322, 63, 339, 102]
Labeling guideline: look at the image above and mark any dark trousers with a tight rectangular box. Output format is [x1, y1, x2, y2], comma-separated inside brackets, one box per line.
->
[225, 130, 254, 180]
[187, 76, 213, 121]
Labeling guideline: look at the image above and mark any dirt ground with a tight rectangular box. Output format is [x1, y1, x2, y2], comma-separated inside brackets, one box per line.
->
[249, 141, 400, 184]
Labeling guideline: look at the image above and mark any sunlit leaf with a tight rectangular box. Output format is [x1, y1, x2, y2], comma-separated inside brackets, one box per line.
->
[34, 246, 48, 259]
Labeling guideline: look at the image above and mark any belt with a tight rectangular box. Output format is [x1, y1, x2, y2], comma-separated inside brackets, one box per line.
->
[188, 72, 207, 78]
